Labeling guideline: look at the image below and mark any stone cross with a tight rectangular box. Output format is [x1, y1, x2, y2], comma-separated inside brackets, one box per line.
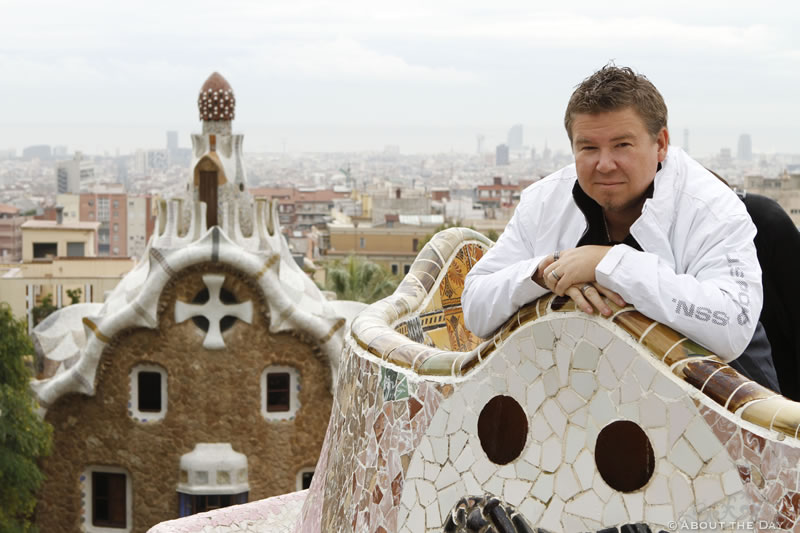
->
[174, 274, 253, 350]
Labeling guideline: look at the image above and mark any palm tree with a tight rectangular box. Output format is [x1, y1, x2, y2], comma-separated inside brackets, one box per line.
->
[322, 256, 400, 303]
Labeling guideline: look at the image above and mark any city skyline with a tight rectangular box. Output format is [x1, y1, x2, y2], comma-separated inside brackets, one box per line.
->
[3, 1, 800, 155]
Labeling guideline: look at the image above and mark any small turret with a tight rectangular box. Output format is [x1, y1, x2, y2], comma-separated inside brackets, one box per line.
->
[190, 72, 251, 232]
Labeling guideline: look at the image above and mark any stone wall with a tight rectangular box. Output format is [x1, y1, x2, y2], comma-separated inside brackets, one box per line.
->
[36, 262, 333, 533]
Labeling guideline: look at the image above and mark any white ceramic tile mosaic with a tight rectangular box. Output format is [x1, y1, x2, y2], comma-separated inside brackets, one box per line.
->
[390, 315, 758, 532]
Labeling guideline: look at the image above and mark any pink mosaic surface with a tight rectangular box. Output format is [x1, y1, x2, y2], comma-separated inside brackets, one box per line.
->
[701, 405, 800, 531]
[295, 342, 445, 533]
[150, 490, 306, 533]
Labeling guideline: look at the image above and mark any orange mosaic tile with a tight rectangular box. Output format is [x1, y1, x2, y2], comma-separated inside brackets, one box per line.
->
[640, 323, 682, 361]
[678, 358, 727, 391]
[612, 310, 654, 341]
[729, 382, 778, 414]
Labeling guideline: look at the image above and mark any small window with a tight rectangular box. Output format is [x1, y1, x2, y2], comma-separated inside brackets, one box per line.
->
[129, 365, 167, 422]
[267, 372, 290, 412]
[82, 466, 131, 533]
[93, 472, 126, 528]
[261, 366, 300, 421]
[412, 238, 419, 252]
[113, 223, 119, 232]
[359, 237, 366, 249]
[391, 264, 399, 275]
[296, 468, 315, 491]
[113, 200, 119, 209]
[67, 242, 85, 257]
[88, 200, 94, 207]
[404, 264, 411, 274]
[137, 371, 161, 412]
[33, 242, 58, 259]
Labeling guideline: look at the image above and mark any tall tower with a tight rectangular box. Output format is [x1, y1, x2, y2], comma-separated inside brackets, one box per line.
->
[737, 134, 752, 161]
[191, 72, 251, 232]
[683, 129, 689, 154]
[495, 144, 509, 166]
[166, 131, 178, 153]
[507, 124, 523, 150]
[476, 134, 485, 155]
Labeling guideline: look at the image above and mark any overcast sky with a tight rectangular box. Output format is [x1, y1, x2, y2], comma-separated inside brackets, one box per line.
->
[2, 1, 799, 156]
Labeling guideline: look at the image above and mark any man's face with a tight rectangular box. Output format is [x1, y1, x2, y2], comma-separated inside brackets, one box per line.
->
[571, 107, 669, 217]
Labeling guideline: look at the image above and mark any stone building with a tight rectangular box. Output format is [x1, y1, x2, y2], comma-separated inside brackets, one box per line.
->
[744, 171, 800, 227]
[31, 73, 364, 533]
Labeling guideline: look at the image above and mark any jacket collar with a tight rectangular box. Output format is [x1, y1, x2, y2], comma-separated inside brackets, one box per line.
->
[629, 146, 680, 258]
[571, 168, 658, 251]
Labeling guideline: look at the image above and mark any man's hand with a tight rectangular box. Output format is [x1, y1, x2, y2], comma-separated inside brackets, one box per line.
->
[562, 282, 626, 317]
[542, 246, 610, 293]
[539, 247, 627, 316]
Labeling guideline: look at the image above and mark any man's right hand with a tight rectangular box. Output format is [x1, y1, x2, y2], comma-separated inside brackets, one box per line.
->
[563, 282, 626, 317]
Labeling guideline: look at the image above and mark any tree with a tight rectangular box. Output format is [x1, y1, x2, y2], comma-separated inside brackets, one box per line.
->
[0, 303, 52, 532]
[321, 256, 400, 303]
[65, 288, 82, 305]
[31, 295, 56, 327]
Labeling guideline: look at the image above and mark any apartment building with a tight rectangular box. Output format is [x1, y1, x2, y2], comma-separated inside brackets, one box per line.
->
[0, 204, 28, 262]
[327, 217, 441, 275]
[744, 172, 800, 227]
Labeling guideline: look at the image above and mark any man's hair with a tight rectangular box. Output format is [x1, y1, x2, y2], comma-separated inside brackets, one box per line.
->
[564, 64, 668, 143]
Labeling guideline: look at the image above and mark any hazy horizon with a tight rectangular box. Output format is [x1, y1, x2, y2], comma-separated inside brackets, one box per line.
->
[3, 1, 799, 157]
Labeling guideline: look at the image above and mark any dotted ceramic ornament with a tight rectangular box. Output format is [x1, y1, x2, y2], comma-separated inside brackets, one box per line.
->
[198, 72, 236, 121]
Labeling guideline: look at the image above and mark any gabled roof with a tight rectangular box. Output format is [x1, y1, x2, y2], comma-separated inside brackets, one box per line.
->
[31, 198, 366, 412]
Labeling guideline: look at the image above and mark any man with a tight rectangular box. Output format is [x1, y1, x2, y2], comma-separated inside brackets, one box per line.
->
[462, 65, 778, 391]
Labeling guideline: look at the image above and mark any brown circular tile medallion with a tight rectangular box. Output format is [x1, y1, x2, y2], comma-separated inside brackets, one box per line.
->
[477, 395, 528, 465]
[595, 420, 655, 492]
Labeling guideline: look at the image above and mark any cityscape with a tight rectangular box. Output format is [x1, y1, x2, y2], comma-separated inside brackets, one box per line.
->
[3, 2, 800, 532]
[2, 121, 800, 319]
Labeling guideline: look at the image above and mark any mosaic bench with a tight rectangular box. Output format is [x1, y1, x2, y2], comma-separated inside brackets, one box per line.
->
[152, 227, 800, 533]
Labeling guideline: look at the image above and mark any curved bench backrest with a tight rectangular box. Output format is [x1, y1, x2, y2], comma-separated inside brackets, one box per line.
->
[394, 241, 487, 352]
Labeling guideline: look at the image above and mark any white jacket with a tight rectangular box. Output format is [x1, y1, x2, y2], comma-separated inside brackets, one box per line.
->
[462, 147, 761, 362]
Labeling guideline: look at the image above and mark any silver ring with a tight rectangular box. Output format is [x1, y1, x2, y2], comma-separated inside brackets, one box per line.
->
[553, 250, 560, 261]
[580, 283, 593, 295]
[551, 270, 562, 281]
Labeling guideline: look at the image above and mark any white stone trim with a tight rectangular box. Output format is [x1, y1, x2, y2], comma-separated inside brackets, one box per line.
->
[178, 443, 249, 496]
[129, 364, 167, 423]
[80, 465, 133, 533]
[261, 365, 300, 421]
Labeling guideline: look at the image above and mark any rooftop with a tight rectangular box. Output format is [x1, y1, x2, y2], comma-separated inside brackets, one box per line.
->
[21, 220, 101, 230]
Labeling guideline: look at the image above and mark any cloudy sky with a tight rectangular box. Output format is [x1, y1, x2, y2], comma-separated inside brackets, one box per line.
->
[2, 0, 799, 155]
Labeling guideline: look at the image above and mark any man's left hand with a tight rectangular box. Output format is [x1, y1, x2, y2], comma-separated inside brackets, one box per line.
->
[542, 245, 614, 295]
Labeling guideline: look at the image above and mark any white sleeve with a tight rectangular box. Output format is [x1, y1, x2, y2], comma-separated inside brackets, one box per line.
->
[595, 214, 761, 361]
[462, 205, 550, 338]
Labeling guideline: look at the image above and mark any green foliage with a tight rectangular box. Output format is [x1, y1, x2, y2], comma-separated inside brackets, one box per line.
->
[485, 229, 499, 242]
[31, 295, 56, 327]
[0, 303, 52, 532]
[65, 288, 82, 305]
[322, 255, 400, 303]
